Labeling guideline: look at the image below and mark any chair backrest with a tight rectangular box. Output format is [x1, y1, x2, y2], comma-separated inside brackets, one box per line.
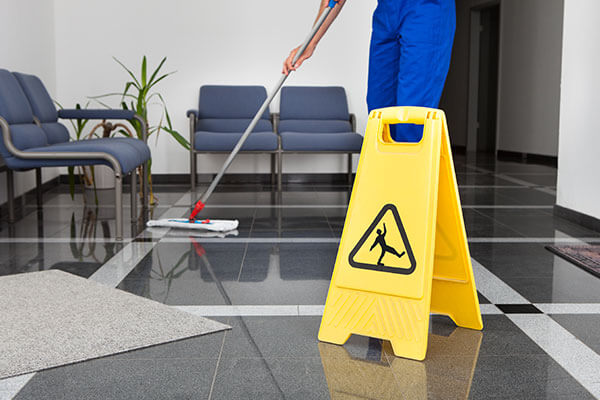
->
[279, 86, 352, 133]
[13, 72, 70, 144]
[0, 69, 49, 163]
[196, 85, 272, 133]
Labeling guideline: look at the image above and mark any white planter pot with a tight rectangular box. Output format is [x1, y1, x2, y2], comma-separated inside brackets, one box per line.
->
[84, 165, 115, 190]
[83, 187, 115, 208]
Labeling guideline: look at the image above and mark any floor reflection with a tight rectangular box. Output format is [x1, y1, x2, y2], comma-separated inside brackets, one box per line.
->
[319, 326, 482, 399]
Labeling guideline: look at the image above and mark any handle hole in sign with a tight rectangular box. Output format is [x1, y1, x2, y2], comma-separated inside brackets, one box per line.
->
[381, 122, 425, 145]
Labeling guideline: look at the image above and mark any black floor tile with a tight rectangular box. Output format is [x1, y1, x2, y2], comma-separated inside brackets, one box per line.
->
[228, 243, 336, 305]
[494, 187, 556, 205]
[496, 304, 542, 314]
[501, 173, 557, 187]
[0, 242, 121, 278]
[475, 208, 600, 238]
[470, 243, 600, 302]
[118, 242, 247, 305]
[455, 173, 518, 186]
[251, 208, 334, 238]
[462, 208, 524, 237]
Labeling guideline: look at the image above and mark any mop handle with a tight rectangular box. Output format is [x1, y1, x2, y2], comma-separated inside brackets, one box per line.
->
[190, 1, 340, 220]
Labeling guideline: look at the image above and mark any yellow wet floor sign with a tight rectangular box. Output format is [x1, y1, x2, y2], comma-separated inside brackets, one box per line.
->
[318, 106, 483, 361]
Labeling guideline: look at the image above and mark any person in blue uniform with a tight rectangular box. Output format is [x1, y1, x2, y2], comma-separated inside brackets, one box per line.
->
[283, 0, 456, 142]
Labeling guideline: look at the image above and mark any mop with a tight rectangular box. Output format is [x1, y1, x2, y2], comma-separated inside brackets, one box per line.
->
[148, 0, 340, 232]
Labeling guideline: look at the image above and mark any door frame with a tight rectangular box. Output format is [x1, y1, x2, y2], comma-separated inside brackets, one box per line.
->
[467, 0, 502, 153]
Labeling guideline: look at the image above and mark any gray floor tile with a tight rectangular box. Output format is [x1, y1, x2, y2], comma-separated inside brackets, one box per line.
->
[468, 356, 595, 399]
[210, 356, 329, 400]
[14, 358, 219, 400]
[549, 314, 600, 354]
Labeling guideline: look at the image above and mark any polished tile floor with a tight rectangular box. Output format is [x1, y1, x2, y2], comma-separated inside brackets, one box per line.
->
[2, 153, 600, 399]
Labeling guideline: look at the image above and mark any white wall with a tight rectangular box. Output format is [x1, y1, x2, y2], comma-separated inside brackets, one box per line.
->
[0, 0, 58, 205]
[556, 0, 600, 220]
[53, 0, 376, 176]
[496, 0, 563, 156]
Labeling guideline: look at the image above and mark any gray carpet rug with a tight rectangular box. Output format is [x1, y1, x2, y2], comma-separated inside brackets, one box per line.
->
[0, 270, 230, 379]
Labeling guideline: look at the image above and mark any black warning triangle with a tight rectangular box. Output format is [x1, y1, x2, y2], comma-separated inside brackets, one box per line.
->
[348, 204, 417, 275]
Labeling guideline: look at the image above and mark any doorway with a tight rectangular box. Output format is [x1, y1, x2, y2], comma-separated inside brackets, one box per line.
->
[467, 3, 500, 154]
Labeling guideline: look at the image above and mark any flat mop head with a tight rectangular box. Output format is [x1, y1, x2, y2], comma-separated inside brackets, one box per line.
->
[146, 219, 239, 232]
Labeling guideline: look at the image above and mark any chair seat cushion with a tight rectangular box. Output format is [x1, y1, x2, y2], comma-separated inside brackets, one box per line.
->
[41, 122, 73, 144]
[108, 137, 152, 160]
[194, 131, 278, 151]
[280, 132, 363, 152]
[5, 138, 150, 174]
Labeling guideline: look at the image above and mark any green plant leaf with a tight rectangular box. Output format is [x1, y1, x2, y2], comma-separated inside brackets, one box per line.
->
[162, 126, 190, 150]
[89, 97, 114, 109]
[90, 92, 138, 100]
[113, 57, 141, 87]
[164, 105, 174, 129]
[147, 71, 175, 91]
[148, 57, 167, 85]
[141, 56, 147, 87]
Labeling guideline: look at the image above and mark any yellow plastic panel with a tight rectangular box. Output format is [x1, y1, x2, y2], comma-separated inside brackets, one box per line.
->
[319, 107, 482, 361]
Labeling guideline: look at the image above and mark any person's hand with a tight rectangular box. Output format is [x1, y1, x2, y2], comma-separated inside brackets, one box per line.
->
[282, 45, 315, 75]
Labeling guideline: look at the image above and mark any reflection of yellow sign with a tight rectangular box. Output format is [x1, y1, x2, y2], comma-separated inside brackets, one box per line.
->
[319, 107, 483, 360]
[319, 327, 482, 399]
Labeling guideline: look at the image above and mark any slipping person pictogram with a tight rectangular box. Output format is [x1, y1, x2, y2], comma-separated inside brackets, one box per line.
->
[369, 223, 406, 266]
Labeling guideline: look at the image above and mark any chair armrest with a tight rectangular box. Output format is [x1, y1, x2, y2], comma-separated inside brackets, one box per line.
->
[349, 113, 357, 132]
[0, 117, 122, 174]
[186, 109, 199, 119]
[271, 113, 280, 134]
[58, 109, 135, 120]
[58, 109, 148, 143]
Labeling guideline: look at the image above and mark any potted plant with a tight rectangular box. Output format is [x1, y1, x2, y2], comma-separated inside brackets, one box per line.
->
[92, 56, 190, 205]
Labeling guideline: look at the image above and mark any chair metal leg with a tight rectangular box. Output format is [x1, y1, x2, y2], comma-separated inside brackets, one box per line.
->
[270, 153, 276, 186]
[347, 153, 353, 186]
[130, 170, 137, 222]
[7, 169, 15, 223]
[115, 173, 123, 240]
[142, 162, 148, 210]
[191, 152, 197, 193]
[35, 168, 43, 207]
[189, 114, 196, 193]
[277, 151, 283, 192]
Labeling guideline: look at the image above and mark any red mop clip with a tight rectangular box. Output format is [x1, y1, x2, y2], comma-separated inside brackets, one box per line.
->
[189, 201, 205, 222]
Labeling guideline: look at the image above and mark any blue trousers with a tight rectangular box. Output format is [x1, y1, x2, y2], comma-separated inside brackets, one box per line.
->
[367, 0, 456, 142]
